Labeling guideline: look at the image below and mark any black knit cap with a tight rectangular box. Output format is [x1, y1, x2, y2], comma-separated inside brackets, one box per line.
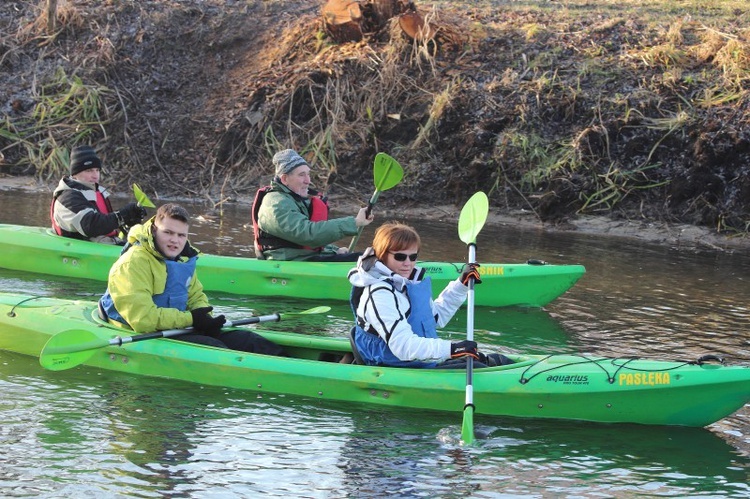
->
[69, 145, 101, 176]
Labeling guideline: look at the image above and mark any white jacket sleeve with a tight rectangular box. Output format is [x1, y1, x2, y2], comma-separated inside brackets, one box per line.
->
[360, 283, 457, 362]
[431, 278, 469, 327]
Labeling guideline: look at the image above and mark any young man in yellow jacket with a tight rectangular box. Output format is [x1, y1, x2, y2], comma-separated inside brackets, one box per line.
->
[99, 203, 284, 354]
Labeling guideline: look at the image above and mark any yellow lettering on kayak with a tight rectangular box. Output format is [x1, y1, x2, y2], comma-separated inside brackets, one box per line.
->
[618, 372, 671, 386]
[479, 266, 504, 276]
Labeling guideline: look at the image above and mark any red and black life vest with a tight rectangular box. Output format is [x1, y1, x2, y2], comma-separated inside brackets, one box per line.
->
[50, 187, 117, 238]
[251, 186, 329, 256]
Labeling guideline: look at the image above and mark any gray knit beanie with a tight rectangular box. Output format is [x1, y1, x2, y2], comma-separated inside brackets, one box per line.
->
[69, 145, 101, 176]
[273, 149, 308, 176]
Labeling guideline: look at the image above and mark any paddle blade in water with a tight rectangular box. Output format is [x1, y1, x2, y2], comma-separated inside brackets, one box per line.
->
[373, 152, 404, 191]
[40, 329, 110, 371]
[276, 306, 331, 321]
[295, 306, 331, 315]
[461, 404, 476, 445]
[458, 191, 489, 245]
[132, 183, 156, 208]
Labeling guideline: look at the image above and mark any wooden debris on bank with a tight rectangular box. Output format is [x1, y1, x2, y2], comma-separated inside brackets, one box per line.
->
[322, 0, 434, 44]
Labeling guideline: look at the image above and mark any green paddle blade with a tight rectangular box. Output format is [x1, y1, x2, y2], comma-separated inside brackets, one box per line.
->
[295, 306, 331, 315]
[348, 153, 404, 251]
[133, 183, 156, 208]
[373, 152, 404, 192]
[40, 329, 110, 371]
[461, 405, 475, 444]
[279, 306, 331, 318]
[458, 191, 489, 245]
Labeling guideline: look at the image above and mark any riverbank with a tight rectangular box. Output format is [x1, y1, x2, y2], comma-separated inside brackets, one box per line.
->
[2, 0, 748, 242]
[346, 198, 750, 253]
[4, 174, 746, 252]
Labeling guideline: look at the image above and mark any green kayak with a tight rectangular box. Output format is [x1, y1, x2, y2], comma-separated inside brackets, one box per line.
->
[1, 292, 747, 428]
[0, 224, 585, 307]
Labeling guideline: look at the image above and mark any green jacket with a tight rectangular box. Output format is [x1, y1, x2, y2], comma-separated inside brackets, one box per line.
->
[256, 180, 359, 261]
[104, 218, 209, 333]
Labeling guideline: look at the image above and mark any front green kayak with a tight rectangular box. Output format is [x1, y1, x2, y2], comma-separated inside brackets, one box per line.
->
[0, 224, 585, 307]
[1, 292, 747, 427]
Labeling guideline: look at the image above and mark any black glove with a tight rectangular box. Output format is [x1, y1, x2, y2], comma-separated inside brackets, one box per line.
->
[450, 340, 479, 360]
[190, 306, 226, 336]
[476, 351, 489, 365]
[460, 262, 482, 286]
[116, 202, 147, 227]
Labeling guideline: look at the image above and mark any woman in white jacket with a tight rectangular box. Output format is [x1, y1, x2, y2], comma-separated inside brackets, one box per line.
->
[347, 222, 512, 368]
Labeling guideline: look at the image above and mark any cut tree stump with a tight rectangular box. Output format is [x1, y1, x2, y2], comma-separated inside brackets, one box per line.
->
[322, 0, 365, 42]
[322, 0, 421, 43]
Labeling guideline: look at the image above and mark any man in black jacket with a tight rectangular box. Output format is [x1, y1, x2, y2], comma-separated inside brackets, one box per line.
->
[51, 145, 145, 244]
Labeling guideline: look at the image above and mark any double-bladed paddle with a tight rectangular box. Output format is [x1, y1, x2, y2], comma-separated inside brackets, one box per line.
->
[39, 305, 331, 371]
[348, 152, 404, 251]
[458, 191, 489, 445]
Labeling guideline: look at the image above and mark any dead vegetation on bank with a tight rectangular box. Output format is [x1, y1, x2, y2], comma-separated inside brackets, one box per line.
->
[0, 0, 748, 236]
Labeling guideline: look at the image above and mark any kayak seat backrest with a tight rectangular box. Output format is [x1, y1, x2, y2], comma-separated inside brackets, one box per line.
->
[97, 301, 108, 321]
[349, 327, 365, 365]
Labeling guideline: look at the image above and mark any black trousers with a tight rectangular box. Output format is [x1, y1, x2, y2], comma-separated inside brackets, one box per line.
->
[434, 353, 514, 369]
[179, 330, 286, 356]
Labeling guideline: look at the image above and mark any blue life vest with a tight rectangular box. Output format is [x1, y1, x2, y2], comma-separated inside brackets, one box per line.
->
[352, 277, 439, 368]
[100, 255, 197, 328]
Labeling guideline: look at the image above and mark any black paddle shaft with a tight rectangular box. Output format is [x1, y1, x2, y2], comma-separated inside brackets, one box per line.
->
[112, 313, 282, 346]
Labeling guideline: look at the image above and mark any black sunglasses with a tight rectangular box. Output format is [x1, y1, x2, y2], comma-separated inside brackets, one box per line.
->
[389, 251, 418, 262]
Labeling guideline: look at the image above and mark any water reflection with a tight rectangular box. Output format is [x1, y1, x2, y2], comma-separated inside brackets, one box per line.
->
[474, 420, 750, 496]
[337, 409, 480, 497]
[0, 267, 104, 299]
[0, 351, 356, 496]
[336, 405, 750, 497]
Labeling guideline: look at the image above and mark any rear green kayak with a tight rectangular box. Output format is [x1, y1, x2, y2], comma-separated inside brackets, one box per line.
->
[1, 292, 747, 427]
[0, 224, 585, 307]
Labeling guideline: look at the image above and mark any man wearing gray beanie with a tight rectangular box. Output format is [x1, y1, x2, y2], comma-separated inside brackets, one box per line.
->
[51, 144, 147, 244]
[252, 148, 374, 261]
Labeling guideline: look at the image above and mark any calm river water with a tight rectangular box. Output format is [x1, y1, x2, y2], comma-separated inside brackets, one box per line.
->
[1, 187, 749, 497]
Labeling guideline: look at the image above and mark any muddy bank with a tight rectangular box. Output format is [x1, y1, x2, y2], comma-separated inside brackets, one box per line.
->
[337, 196, 750, 253]
[1, 0, 748, 242]
[2, 173, 746, 252]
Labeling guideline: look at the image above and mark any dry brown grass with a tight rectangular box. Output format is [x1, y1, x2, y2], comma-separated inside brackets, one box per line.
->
[220, 10, 470, 191]
[18, 0, 85, 41]
[1, 0, 748, 233]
